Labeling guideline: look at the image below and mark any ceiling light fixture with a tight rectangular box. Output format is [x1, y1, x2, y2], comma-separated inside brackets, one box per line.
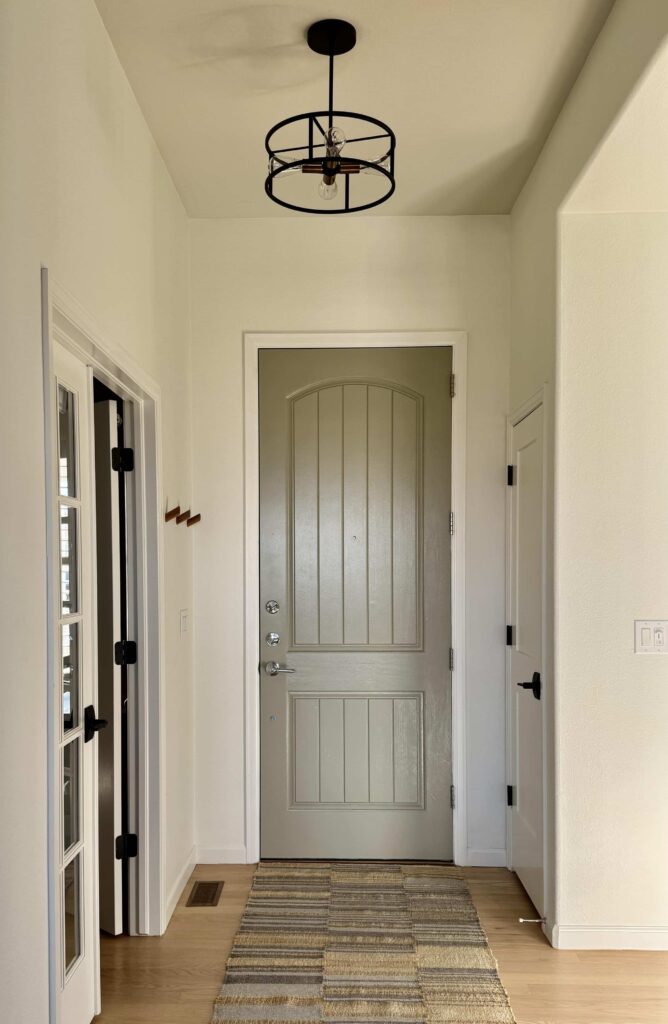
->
[264, 19, 396, 214]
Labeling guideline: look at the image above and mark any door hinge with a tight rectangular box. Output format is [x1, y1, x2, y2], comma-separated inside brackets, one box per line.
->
[449, 372, 456, 398]
[449, 511, 454, 535]
[115, 833, 138, 860]
[507, 464, 514, 486]
[448, 647, 454, 671]
[111, 447, 134, 472]
[450, 784, 456, 810]
[507, 785, 515, 807]
[506, 625, 514, 647]
[114, 640, 137, 666]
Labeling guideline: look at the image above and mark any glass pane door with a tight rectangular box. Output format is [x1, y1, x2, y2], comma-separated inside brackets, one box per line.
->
[53, 344, 97, 1024]
[57, 381, 85, 980]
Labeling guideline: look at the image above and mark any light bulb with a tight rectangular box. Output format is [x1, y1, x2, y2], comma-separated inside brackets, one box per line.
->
[326, 126, 346, 154]
[268, 156, 300, 176]
[318, 179, 338, 201]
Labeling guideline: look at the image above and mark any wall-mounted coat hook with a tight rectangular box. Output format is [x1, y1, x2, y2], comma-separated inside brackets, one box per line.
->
[186, 514, 201, 527]
[176, 509, 190, 524]
[165, 505, 180, 522]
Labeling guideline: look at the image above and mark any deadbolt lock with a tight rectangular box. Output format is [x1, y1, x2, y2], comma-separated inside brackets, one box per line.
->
[265, 599, 279, 614]
[265, 632, 280, 647]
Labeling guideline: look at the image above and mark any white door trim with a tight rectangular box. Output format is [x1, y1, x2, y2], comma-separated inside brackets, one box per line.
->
[505, 384, 550, 928]
[243, 330, 468, 866]
[42, 270, 167, 1019]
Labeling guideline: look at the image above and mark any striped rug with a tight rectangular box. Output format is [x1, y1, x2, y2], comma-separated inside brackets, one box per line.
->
[212, 862, 515, 1024]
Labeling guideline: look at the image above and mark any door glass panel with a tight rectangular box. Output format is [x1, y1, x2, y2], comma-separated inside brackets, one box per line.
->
[63, 739, 80, 853]
[61, 623, 79, 733]
[58, 385, 77, 498]
[63, 854, 81, 973]
[59, 505, 78, 615]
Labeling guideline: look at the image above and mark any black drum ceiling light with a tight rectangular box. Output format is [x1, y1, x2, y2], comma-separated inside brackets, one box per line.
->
[264, 19, 396, 214]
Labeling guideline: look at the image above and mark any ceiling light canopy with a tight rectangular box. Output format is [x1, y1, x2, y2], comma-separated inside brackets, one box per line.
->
[264, 19, 396, 214]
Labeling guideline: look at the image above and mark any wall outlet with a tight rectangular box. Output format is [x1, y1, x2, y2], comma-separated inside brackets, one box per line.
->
[634, 619, 668, 653]
[180, 608, 189, 636]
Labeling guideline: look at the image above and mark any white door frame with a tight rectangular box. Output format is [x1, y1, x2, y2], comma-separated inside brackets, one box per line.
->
[243, 330, 468, 865]
[42, 271, 167, 1019]
[505, 384, 550, 931]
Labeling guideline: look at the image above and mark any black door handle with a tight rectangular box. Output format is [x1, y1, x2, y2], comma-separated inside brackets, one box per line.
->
[517, 671, 541, 701]
[84, 704, 108, 742]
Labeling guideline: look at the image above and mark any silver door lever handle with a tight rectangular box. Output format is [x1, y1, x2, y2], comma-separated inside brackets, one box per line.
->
[264, 661, 296, 676]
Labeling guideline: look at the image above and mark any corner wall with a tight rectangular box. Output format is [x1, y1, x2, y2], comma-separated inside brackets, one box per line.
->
[510, 0, 668, 940]
[0, 1, 194, 1018]
[190, 214, 511, 866]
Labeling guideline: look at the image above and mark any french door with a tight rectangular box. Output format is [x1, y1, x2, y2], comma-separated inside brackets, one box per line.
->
[52, 342, 99, 1023]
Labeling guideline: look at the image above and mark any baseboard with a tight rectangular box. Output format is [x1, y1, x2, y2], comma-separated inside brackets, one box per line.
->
[164, 843, 197, 927]
[197, 845, 248, 864]
[552, 923, 668, 950]
[466, 848, 507, 867]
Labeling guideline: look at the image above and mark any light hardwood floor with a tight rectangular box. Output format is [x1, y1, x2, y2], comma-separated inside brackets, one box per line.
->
[99, 864, 668, 1024]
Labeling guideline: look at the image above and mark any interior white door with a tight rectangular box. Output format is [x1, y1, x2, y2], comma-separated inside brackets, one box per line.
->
[259, 347, 452, 859]
[508, 403, 545, 913]
[53, 343, 100, 1024]
[94, 401, 123, 935]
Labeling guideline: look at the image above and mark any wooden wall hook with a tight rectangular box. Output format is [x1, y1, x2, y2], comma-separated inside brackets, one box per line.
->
[165, 505, 180, 522]
[186, 514, 201, 527]
[176, 509, 190, 524]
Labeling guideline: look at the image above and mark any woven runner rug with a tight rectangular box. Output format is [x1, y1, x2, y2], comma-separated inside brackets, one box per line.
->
[212, 861, 515, 1024]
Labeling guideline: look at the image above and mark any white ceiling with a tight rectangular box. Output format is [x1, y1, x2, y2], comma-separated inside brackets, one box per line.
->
[95, 0, 614, 217]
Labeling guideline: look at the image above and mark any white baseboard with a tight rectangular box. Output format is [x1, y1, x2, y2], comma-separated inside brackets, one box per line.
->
[552, 924, 668, 950]
[197, 845, 249, 864]
[164, 843, 197, 927]
[465, 848, 507, 867]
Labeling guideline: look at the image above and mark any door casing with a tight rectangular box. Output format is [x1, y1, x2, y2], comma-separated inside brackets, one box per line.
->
[243, 331, 468, 865]
[505, 385, 551, 939]
[42, 271, 167, 1022]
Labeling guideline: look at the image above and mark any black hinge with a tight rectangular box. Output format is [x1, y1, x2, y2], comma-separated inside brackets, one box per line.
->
[448, 647, 454, 671]
[506, 625, 514, 647]
[507, 464, 514, 485]
[450, 784, 456, 810]
[111, 447, 134, 472]
[114, 640, 137, 666]
[507, 785, 514, 807]
[449, 372, 456, 398]
[115, 833, 138, 860]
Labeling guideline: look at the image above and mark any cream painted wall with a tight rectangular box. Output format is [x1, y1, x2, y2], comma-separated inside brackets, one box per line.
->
[557, 212, 668, 942]
[510, 0, 668, 942]
[0, 0, 194, 1018]
[190, 215, 511, 865]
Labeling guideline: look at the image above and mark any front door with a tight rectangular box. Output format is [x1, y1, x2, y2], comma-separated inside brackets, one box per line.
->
[52, 343, 100, 1023]
[508, 403, 545, 912]
[259, 348, 452, 859]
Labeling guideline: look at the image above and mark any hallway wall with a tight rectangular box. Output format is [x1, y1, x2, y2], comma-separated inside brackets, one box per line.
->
[0, 1, 195, 1018]
[510, 0, 668, 942]
[189, 214, 511, 866]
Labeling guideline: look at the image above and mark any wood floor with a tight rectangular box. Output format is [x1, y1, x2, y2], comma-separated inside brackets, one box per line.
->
[99, 864, 668, 1024]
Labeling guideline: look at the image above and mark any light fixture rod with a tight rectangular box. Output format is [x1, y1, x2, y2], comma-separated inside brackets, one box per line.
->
[328, 54, 334, 129]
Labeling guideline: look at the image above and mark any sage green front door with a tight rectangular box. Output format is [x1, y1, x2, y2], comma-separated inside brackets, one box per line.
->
[259, 348, 452, 859]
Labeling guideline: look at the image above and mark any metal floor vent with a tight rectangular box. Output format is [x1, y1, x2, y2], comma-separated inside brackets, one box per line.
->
[186, 880, 224, 908]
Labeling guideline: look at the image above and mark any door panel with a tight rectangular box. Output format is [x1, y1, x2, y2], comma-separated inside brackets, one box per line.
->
[94, 401, 123, 936]
[53, 344, 97, 1024]
[509, 404, 545, 913]
[260, 348, 452, 859]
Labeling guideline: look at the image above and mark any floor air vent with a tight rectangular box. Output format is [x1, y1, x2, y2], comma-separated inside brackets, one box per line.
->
[186, 880, 224, 907]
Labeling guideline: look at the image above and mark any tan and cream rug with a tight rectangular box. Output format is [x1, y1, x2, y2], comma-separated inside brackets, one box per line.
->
[212, 861, 515, 1024]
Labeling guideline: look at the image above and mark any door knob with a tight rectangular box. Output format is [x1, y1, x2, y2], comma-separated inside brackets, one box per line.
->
[84, 704, 109, 742]
[517, 671, 541, 700]
[264, 661, 296, 676]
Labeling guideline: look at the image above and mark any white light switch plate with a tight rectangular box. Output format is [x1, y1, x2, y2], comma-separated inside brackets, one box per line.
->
[634, 619, 668, 653]
[180, 608, 189, 636]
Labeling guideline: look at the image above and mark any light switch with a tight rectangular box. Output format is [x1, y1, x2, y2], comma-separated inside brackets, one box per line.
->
[635, 620, 668, 653]
[180, 608, 189, 636]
